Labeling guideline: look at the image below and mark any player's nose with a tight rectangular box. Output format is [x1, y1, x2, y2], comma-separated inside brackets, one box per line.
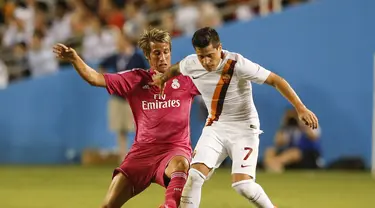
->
[159, 53, 167, 61]
[202, 58, 210, 65]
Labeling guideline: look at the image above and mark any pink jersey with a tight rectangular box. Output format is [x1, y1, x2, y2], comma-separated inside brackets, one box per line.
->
[103, 68, 200, 151]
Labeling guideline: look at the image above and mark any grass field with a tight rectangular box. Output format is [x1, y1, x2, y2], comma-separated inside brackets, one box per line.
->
[0, 166, 374, 208]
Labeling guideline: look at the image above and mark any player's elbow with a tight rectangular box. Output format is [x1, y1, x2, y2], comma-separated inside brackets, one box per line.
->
[87, 79, 99, 86]
[87, 73, 106, 87]
[87, 78, 96, 86]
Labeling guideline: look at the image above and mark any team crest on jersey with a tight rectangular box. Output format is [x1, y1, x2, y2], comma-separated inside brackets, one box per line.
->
[222, 74, 231, 84]
[171, 79, 180, 89]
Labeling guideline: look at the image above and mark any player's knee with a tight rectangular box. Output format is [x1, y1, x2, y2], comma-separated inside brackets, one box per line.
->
[176, 159, 190, 172]
[232, 179, 259, 199]
[170, 156, 190, 172]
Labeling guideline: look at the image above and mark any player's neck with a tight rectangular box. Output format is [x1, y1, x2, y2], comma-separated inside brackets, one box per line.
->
[213, 58, 223, 71]
[214, 51, 226, 71]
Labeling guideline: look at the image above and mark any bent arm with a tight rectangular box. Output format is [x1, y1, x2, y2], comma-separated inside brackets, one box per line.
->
[264, 72, 306, 111]
[161, 62, 181, 82]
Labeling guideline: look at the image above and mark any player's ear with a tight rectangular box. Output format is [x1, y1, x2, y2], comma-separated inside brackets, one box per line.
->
[217, 43, 222, 51]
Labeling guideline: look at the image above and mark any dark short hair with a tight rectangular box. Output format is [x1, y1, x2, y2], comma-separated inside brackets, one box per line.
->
[192, 27, 221, 49]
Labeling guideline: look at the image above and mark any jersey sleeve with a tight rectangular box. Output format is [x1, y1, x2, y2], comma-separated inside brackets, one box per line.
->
[103, 70, 141, 97]
[179, 54, 197, 76]
[235, 54, 271, 84]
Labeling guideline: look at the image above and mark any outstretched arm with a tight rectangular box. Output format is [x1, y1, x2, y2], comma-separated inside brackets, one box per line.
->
[53, 43, 106, 87]
[264, 72, 318, 129]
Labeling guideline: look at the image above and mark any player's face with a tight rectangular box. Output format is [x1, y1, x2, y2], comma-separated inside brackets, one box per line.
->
[195, 43, 222, 72]
[149, 42, 171, 73]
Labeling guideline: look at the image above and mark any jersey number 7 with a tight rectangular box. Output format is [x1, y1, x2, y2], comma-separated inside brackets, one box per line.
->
[243, 147, 253, 161]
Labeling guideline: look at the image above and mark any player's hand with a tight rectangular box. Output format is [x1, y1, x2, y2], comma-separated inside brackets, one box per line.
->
[296, 107, 318, 129]
[53, 43, 78, 63]
[150, 73, 166, 95]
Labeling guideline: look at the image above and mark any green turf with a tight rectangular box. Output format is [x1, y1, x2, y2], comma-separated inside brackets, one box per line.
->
[0, 166, 374, 208]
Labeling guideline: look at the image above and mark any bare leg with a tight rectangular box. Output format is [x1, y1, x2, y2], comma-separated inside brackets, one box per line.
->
[101, 173, 133, 208]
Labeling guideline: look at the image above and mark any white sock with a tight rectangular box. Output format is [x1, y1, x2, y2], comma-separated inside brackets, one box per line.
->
[232, 179, 274, 208]
[180, 168, 206, 208]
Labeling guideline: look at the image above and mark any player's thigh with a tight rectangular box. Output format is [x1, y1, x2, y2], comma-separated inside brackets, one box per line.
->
[116, 155, 153, 196]
[102, 173, 133, 208]
[192, 126, 228, 177]
[229, 131, 260, 181]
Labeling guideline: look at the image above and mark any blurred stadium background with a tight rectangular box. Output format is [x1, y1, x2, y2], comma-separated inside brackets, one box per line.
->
[0, 0, 375, 207]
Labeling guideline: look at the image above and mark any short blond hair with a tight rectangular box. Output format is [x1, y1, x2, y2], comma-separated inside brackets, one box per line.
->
[138, 28, 172, 58]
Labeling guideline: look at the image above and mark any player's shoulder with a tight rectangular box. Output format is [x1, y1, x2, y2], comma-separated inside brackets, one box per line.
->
[181, 54, 200, 66]
[117, 68, 149, 77]
[223, 50, 254, 71]
[184, 54, 198, 60]
[223, 50, 247, 63]
[174, 73, 194, 83]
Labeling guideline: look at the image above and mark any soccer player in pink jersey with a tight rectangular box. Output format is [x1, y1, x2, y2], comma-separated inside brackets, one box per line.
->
[53, 28, 200, 208]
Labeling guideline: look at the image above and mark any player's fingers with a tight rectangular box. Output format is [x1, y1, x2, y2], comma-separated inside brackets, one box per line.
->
[308, 116, 314, 128]
[309, 116, 315, 129]
[309, 114, 316, 129]
[53, 47, 62, 53]
[312, 114, 319, 129]
[148, 81, 155, 86]
[307, 112, 316, 129]
[56, 43, 68, 50]
[149, 75, 161, 86]
[52, 46, 62, 53]
[303, 116, 312, 127]
[311, 119, 316, 129]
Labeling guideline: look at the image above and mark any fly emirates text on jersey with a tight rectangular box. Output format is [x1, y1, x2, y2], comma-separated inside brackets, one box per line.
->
[141, 94, 181, 110]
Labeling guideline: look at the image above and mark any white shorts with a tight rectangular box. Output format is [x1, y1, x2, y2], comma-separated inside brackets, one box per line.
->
[191, 122, 262, 178]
